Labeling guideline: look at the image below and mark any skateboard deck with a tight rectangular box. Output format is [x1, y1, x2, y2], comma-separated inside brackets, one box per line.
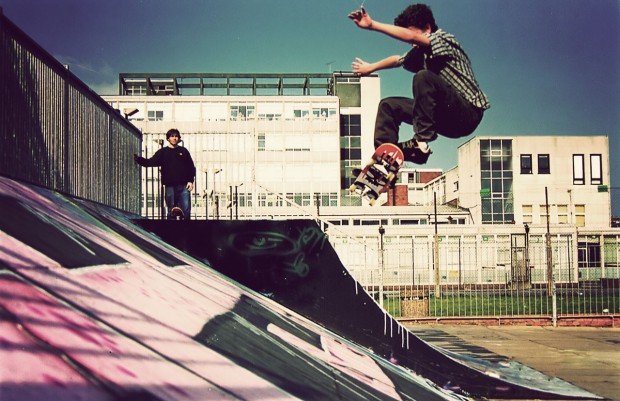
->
[170, 206, 184, 220]
[349, 143, 404, 205]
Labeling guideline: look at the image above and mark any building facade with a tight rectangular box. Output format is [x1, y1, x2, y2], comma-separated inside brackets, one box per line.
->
[454, 136, 611, 228]
[104, 73, 613, 231]
[104, 72, 381, 218]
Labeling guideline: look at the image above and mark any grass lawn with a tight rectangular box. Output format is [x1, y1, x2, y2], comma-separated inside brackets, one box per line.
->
[384, 292, 619, 318]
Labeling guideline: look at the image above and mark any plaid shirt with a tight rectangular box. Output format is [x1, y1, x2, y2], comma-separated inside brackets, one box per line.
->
[400, 29, 490, 110]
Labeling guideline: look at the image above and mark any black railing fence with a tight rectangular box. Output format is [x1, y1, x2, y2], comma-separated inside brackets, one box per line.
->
[0, 9, 141, 213]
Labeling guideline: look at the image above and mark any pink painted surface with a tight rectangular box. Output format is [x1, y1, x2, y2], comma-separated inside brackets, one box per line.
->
[0, 177, 461, 401]
[0, 318, 112, 401]
[0, 274, 237, 400]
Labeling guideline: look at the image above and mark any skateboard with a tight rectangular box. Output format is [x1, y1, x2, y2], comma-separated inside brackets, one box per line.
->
[170, 206, 185, 220]
[349, 143, 404, 205]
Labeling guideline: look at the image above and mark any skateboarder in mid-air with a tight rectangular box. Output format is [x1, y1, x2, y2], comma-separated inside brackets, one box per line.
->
[134, 128, 196, 220]
[348, 3, 490, 164]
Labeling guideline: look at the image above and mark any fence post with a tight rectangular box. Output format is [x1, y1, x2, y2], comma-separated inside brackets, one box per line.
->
[552, 280, 557, 326]
[545, 187, 554, 295]
[378, 225, 385, 309]
[434, 192, 441, 298]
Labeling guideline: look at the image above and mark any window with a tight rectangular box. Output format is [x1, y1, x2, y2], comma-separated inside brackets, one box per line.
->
[557, 204, 568, 224]
[520, 154, 532, 174]
[335, 77, 361, 107]
[590, 154, 602, 185]
[340, 114, 361, 136]
[147, 110, 163, 121]
[340, 114, 362, 190]
[257, 133, 265, 151]
[312, 108, 334, 118]
[538, 154, 550, 174]
[522, 205, 533, 224]
[293, 109, 309, 118]
[230, 105, 255, 120]
[539, 204, 549, 226]
[237, 193, 253, 207]
[480, 139, 513, 224]
[258, 113, 281, 121]
[127, 85, 146, 96]
[575, 204, 586, 227]
[573, 155, 584, 185]
[578, 236, 600, 268]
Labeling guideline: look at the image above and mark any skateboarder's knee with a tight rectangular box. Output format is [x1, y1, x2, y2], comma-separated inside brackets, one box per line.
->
[378, 97, 401, 110]
[413, 70, 442, 92]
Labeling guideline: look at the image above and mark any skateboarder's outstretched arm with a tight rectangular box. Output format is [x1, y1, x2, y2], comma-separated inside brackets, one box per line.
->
[348, 7, 429, 76]
[348, 7, 431, 47]
[351, 56, 402, 76]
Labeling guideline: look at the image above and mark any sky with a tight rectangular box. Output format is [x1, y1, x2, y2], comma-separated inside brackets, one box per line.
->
[1, 0, 619, 215]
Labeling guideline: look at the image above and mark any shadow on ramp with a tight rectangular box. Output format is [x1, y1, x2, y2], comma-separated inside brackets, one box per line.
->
[138, 219, 602, 400]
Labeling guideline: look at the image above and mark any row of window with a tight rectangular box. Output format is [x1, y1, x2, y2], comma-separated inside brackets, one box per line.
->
[519, 153, 603, 185]
[573, 154, 602, 185]
[328, 217, 467, 226]
[520, 154, 549, 174]
[143, 106, 338, 122]
[522, 204, 586, 226]
[144, 192, 338, 208]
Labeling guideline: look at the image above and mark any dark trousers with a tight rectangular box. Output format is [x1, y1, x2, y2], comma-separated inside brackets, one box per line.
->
[165, 184, 191, 220]
[374, 70, 483, 148]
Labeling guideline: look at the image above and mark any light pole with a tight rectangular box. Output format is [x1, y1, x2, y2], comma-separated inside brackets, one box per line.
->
[524, 223, 530, 283]
[154, 139, 164, 219]
[203, 170, 208, 219]
[235, 183, 244, 220]
[378, 225, 385, 309]
[213, 168, 222, 220]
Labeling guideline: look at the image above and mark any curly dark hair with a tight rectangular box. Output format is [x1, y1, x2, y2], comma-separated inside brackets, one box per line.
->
[394, 3, 438, 32]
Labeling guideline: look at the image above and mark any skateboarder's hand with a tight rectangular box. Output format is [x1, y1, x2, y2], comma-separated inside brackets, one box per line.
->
[348, 7, 372, 29]
[352, 57, 372, 76]
[186, 182, 194, 192]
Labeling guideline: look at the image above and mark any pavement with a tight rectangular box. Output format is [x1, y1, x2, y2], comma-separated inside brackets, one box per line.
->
[404, 324, 620, 401]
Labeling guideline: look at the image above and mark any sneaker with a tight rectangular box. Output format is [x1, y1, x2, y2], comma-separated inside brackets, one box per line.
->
[399, 139, 432, 164]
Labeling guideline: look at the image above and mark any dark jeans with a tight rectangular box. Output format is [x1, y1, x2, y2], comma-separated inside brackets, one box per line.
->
[165, 184, 191, 220]
[374, 70, 483, 148]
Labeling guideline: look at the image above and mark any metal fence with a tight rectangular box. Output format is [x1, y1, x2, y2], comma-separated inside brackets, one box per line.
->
[0, 10, 142, 213]
[331, 229, 620, 322]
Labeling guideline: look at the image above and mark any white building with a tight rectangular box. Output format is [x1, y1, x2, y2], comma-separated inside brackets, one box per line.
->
[454, 136, 611, 228]
[104, 73, 613, 230]
[105, 72, 382, 218]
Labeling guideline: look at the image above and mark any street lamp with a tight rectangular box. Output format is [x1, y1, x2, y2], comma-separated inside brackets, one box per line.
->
[123, 108, 138, 119]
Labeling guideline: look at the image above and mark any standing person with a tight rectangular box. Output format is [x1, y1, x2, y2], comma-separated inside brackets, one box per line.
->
[134, 128, 196, 220]
[348, 4, 490, 164]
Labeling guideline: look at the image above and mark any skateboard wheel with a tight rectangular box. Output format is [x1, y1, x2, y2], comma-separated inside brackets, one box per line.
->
[386, 172, 395, 181]
[348, 184, 357, 193]
[369, 198, 376, 206]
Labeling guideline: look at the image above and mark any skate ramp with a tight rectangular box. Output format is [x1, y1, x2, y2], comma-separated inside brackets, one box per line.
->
[138, 218, 603, 400]
[0, 176, 471, 401]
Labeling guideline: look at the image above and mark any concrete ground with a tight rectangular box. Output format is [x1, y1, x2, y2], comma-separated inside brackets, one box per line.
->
[404, 324, 619, 401]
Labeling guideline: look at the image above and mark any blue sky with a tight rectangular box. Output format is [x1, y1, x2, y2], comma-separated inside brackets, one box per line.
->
[2, 0, 618, 215]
